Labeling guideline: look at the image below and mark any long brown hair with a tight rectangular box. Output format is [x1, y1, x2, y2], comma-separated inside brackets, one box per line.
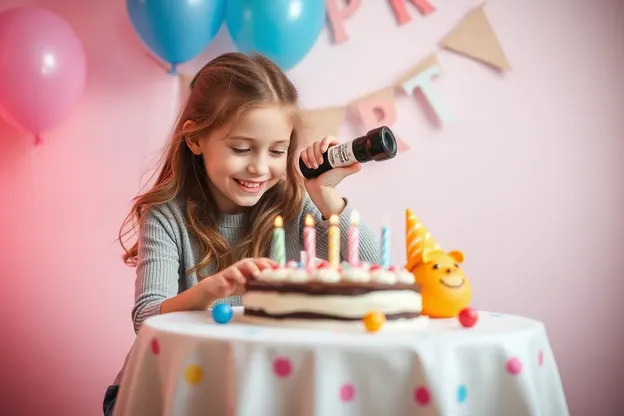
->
[119, 52, 305, 277]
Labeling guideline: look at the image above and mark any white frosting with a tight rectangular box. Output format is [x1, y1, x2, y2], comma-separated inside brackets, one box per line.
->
[370, 269, 397, 284]
[243, 290, 422, 319]
[394, 269, 415, 284]
[341, 267, 371, 283]
[257, 268, 290, 282]
[256, 266, 416, 286]
[314, 267, 341, 283]
[288, 268, 311, 283]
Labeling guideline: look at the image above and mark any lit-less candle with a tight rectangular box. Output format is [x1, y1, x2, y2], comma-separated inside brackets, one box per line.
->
[328, 214, 340, 268]
[273, 215, 286, 267]
[303, 214, 316, 269]
[380, 215, 390, 269]
[348, 211, 360, 266]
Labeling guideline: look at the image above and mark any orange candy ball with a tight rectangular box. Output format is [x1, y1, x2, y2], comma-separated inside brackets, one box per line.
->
[362, 311, 386, 333]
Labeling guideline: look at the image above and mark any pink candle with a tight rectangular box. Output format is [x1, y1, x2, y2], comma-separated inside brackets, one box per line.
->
[303, 214, 316, 269]
[348, 211, 360, 266]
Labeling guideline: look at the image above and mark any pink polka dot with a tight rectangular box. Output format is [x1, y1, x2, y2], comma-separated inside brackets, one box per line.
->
[273, 357, 292, 377]
[506, 357, 523, 375]
[413, 386, 431, 406]
[538, 350, 544, 366]
[340, 384, 355, 402]
[151, 338, 160, 355]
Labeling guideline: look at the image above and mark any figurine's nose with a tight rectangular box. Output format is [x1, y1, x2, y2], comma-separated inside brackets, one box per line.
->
[446, 268, 452, 274]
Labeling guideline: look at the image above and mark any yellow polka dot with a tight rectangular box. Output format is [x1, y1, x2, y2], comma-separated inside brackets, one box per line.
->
[184, 364, 203, 385]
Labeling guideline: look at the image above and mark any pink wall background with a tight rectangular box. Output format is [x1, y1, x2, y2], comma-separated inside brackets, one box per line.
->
[0, 0, 622, 414]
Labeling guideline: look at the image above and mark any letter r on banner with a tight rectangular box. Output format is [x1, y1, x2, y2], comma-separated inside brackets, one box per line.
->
[389, 0, 436, 25]
[401, 65, 453, 125]
[326, 0, 362, 44]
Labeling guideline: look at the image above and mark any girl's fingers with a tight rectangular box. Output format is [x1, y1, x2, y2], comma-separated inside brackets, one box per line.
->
[313, 140, 324, 165]
[300, 148, 310, 168]
[306, 145, 318, 169]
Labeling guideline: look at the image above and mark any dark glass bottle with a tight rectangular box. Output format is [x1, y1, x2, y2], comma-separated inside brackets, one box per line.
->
[299, 126, 398, 179]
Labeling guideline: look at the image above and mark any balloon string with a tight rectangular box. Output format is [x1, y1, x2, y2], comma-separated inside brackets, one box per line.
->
[34, 134, 43, 146]
[168, 63, 178, 75]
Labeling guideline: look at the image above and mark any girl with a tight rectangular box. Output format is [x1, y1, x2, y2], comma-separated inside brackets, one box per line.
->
[103, 52, 380, 415]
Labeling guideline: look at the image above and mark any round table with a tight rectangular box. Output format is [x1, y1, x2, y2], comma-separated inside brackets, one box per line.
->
[113, 308, 569, 416]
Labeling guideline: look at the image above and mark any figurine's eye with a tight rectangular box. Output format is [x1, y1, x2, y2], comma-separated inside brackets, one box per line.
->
[454, 264, 460, 268]
[432, 264, 439, 270]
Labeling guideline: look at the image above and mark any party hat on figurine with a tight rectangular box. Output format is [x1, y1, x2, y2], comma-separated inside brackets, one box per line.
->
[405, 209, 441, 271]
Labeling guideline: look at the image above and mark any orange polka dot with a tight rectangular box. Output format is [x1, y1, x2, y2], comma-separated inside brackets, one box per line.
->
[185, 364, 203, 385]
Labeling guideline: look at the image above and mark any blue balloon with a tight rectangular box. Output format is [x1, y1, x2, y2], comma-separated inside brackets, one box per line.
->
[225, 0, 326, 70]
[211, 303, 233, 324]
[127, 0, 226, 73]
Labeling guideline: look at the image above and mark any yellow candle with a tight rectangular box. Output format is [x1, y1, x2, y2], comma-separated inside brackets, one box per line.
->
[328, 214, 340, 268]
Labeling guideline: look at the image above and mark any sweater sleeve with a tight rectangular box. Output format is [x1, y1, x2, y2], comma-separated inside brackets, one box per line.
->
[132, 206, 181, 333]
[299, 193, 380, 264]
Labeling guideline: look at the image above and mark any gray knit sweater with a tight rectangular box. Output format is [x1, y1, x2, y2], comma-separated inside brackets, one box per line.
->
[112, 193, 380, 385]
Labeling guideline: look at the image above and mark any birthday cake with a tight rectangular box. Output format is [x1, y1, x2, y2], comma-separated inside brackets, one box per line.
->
[241, 261, 427, 330]
[240, 207, 473, 331]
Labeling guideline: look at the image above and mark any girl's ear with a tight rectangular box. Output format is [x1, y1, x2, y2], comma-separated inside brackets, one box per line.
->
[183, 120, 202, 155]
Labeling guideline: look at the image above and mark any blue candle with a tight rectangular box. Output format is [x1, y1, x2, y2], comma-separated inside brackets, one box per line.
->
[380, 216, 390, 269]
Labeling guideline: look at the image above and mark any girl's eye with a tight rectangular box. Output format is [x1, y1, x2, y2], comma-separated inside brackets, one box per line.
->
[270, 150, 287, 156]
[232, 148, 250, 154]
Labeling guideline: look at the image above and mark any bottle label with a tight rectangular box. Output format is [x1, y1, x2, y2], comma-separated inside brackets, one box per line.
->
[327, 142, 356, 168]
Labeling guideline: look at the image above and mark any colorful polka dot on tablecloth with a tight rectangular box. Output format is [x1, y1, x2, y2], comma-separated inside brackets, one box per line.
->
[490, 312, 503, 317]
[506, 357, 523, 375]
[185, 364, 203, 385]
[413, 386, 431, 406]
[339, 384, 355, 402]
[538, 350, 544, 366]
[273, 357, 292, 378]
[457, 385, 467, 403]
[151, 338, 160, 355]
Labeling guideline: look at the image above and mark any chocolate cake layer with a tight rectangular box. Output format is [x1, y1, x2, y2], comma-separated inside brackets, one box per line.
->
[244, 309, 421, 321]
[245, 280, 420, 296]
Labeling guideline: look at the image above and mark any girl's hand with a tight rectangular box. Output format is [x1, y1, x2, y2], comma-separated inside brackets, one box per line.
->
[300, 136, 362, 218]
[199, 258, 276, 299]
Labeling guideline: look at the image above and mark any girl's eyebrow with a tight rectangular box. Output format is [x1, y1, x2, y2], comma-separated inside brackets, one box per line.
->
[224, 135, 289, 145]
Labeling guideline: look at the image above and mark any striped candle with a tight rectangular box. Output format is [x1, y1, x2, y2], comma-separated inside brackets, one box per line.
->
[380, 216, 390, 269]
[328, 215, 340, 268]
[273, 216, 286, 266]
[303, 214, 316, 269]
[348, 211, 360, 266]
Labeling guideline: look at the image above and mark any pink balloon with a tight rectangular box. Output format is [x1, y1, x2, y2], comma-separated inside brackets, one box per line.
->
[0, 7, 86, 144]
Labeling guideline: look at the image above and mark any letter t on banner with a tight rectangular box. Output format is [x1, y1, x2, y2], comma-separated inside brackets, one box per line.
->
[401, 65, 453, 126]
[326, 0, 362, 44]
[389, 0, 436, 25]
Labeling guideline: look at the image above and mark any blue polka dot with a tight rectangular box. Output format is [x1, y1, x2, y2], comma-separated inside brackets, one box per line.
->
[457, 385, 467, 403]
[490, 312, 503, 318]
[243, 328, 261, 336]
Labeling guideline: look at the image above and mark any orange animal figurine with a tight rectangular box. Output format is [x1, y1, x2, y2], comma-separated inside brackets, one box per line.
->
[405, 209, 472, 318]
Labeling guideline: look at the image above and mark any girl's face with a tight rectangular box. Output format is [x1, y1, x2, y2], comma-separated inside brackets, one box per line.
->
[186, 105, 293, 213]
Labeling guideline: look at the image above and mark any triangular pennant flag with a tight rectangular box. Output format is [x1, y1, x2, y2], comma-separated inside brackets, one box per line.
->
[405, 209, 441, 271]
[350, 87, 411, 151]
[394, 53, 439, 87]
[440, 6, 511, 71]
[301, 107, 346, 146]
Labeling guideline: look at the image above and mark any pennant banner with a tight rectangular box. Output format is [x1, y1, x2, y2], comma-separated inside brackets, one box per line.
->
[173, 3, 509, 156]
[302, 3, 509, 154]
[440, 5, 511, 71]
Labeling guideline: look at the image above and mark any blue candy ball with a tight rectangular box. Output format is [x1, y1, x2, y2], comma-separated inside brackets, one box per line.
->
[211, 303, 233, 324]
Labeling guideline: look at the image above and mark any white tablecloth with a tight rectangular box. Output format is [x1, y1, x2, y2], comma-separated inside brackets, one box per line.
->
[114, 308, 569, 416]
